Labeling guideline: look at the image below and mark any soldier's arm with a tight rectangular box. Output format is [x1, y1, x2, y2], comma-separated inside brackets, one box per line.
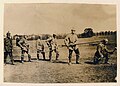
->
[74, 34, 78, 44]
[64, 36, 69, 46]
[97, 44, 104, 57]
[64, 35, 70, 49]
[18, 40, 23, 49]
[46, 37, 52, 46]
[104, 46, 115, 54]
[10, 38, 13, 48]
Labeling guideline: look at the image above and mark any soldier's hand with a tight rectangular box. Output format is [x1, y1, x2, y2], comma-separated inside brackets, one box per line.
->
[69, 43, 75, 46]
[115, 47, 117, 50]
[100, 54, 104, 58]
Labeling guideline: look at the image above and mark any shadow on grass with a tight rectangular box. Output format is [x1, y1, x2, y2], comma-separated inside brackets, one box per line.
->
[84, 61, 95, 65]
[52, 60, 68, 64]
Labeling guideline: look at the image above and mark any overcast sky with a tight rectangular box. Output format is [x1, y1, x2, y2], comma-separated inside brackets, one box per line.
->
[4, 3, 116, 35]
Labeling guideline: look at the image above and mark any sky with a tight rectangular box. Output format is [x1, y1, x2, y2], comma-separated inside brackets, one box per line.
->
[4, 3, 116, 35]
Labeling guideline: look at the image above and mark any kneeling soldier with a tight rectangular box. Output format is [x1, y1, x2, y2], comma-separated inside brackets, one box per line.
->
[93, 39, 116, 64]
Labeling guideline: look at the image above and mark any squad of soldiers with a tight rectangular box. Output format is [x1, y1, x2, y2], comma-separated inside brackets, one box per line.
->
[4, 29, 117, 65]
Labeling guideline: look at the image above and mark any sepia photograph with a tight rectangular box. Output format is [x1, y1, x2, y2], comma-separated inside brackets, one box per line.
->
[3, 3, 117, 83]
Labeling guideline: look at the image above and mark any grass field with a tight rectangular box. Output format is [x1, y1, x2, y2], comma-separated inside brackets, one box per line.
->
[4, 35, 117, 83]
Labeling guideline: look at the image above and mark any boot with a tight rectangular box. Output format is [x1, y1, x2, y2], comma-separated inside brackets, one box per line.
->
[76, 55, 80, 64]
[28, 54, 32, 62]
[37, 54, 39, 60]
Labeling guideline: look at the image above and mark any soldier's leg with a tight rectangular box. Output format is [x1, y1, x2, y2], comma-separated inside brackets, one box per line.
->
[37, 50, 40, 60]
[9, 52, 14, 65]
[41, 51, 45, 60]
[93, 51, 101, 64]
[21, 50, 25, 63]
[41, 46, 45, 60]
[49, 48, 52, 61]
[74, 48, 80, 64]
[68, 49, 73, 64]
[104, 54, 109, 64]
[4, 52, 8, 64]
[26, 51, 31, 62]
[54, 49, 59, 60]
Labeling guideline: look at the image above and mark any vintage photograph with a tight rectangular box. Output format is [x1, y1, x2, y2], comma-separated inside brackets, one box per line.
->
[4, 3, 117, 83]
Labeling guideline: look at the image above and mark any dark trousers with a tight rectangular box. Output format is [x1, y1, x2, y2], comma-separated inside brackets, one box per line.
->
[104, 54, 109, 63]
[4, 52, 14, 64]
[37, 50, 45, 60]
[94, 51, 109, 64]
[49, 48, 59, 61]
[21, 50, 31, 62]
[68, 48, 80, 63]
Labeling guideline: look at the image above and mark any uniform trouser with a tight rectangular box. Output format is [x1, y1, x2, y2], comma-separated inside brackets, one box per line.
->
[37, 50, 45, 60]
[94, 51, 101, 64]
[68, 48, 80, 63]
[4, 52, 14, 64]
[103, 54, 109, 63]
[21, 50, 31, 62]
[94, 51, 109, 64]
[49, 48, 59, 61]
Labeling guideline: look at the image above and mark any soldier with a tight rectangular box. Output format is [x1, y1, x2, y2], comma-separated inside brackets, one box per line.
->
[36, 36, 45, 60]
[46, 34, 59, 61]
[18, 35, 31, 63]
[93, 39, 116, 64]
[64, 29, 80, 65]
[15, 35, 20, 47]
[4, 31, 14, 65]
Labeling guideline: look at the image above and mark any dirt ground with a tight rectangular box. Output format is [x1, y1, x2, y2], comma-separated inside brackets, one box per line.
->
[4, 36, 117, 83]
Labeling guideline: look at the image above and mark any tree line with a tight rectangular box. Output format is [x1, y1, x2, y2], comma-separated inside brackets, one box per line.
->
[12, 28, 117, 40]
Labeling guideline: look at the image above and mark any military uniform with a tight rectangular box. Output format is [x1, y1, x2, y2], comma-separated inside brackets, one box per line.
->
[18, 36, 31, 63]
[4, 32, 14, 65]
[64, 29, 80, 64]
[47, 34, 59, 61]
[36, 38, 45, 60]
[94, 39, 115, 64]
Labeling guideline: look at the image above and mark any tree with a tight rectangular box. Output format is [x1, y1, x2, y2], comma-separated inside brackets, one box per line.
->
[81, 28, 94, 38]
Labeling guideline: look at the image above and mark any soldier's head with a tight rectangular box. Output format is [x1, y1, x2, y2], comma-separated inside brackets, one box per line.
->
[6, 31, 11, 38]
[38, 36, 41, 40]
[71, 29, 76, 34]
[53, 34, 56, 38]
[101, 39, 108, 45]
[23, 35, 28, 40]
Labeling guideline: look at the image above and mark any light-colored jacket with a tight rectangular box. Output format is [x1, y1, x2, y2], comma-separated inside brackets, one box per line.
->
[64, 33, 78, 50]
[47, 37, 58, 50]
[36, 39, 44, 50]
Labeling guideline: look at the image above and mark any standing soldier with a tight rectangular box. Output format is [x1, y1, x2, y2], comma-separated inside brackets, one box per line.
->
[46, 34, 59, 61]
[93, 39, 116, 64]
[15, 35, 20, 47]
[64, 29, 80, 65]
[18, 36, 31, 63]
[4, 31, 14, 65]
[36, 36, 45, 60]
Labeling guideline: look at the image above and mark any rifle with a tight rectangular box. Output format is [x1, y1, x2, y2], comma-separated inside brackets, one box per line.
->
[59, 41, 116, 47]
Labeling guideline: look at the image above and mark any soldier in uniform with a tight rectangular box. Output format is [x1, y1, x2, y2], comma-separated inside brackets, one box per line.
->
[4, 31, 14, 65]
[36, 36, 45, 60]
[64, 29, 80, 65]
[15, 35, 20, 47]
[93, 39, 116, 64]
[18, 36, 31, 63]
[46, 34, 59, 61]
